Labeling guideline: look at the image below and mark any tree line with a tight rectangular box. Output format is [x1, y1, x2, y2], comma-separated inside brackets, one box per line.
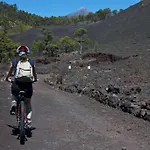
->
[31, 28, 92, 58]
[0, 1, 124, 31]
[0, 32, 20, 63]
[0, 26, 100, 63]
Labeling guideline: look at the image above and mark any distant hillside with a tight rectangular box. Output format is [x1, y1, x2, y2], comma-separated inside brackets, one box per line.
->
[10, 1, 150, 57]
[67, 8, 91, 17]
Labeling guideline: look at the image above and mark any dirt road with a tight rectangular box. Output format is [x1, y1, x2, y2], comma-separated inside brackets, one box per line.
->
[0, 75, 150, 150]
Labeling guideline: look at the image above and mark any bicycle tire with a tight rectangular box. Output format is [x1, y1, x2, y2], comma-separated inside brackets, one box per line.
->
[20, 100, 25, 145]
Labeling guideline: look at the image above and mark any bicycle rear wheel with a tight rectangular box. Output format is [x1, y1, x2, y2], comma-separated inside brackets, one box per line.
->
[20, 101, 25, 145]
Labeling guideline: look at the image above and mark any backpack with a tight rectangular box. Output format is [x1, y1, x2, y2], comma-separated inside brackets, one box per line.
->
[12, 58, 34, 83]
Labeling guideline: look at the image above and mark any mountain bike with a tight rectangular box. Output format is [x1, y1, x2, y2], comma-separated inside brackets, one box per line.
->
[9, 79, 36, 145]
[16, 90, 27, 144]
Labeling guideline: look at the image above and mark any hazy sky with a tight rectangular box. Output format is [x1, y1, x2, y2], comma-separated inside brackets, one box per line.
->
[3, 0, 140, 17]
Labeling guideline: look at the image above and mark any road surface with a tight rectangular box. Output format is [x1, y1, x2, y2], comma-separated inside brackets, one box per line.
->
[0, 75, 150, 150]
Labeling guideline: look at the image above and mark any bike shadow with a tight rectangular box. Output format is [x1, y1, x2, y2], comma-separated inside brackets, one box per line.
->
[7, 124, 36, 138]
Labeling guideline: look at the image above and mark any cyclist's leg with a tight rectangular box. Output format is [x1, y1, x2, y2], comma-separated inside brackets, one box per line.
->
[10, 81, 19, 115]
[25, 97, 32, 126]
[24, 84, 33, 128]
[10, 94, 17, 115]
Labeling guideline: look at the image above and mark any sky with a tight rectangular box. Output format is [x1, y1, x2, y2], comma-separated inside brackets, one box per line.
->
[2, 0, 140, 17]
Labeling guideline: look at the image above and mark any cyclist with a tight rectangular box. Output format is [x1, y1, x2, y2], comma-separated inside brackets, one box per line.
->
[5, 45, 37, 128]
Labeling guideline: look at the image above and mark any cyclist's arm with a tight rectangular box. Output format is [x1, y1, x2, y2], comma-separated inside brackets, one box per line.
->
[5, 62, 14, 81]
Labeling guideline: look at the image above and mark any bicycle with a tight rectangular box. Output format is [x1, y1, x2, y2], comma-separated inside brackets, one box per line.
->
[8, 78, 36, 145]
[16, 90, 28, 144]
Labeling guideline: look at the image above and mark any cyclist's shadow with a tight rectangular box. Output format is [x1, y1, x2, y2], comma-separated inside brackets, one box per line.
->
[7, 124, 36, 138]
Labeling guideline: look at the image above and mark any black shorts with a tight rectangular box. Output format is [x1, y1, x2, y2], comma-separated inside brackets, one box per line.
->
[11, 81, 33, 98]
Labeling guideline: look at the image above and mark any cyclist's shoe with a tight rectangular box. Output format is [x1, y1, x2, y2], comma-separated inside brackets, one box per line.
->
[10, 105, 16, 115]
[25, 119, 32, 129]
[10, 100, 16, 115]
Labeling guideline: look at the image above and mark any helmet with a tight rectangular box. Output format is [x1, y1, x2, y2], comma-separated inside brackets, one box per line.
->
[16, 45, 30, 56]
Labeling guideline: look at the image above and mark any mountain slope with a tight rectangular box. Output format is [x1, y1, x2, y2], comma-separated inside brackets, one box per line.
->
[67, 7, 91, 16]
[10, 1, 150, 56]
